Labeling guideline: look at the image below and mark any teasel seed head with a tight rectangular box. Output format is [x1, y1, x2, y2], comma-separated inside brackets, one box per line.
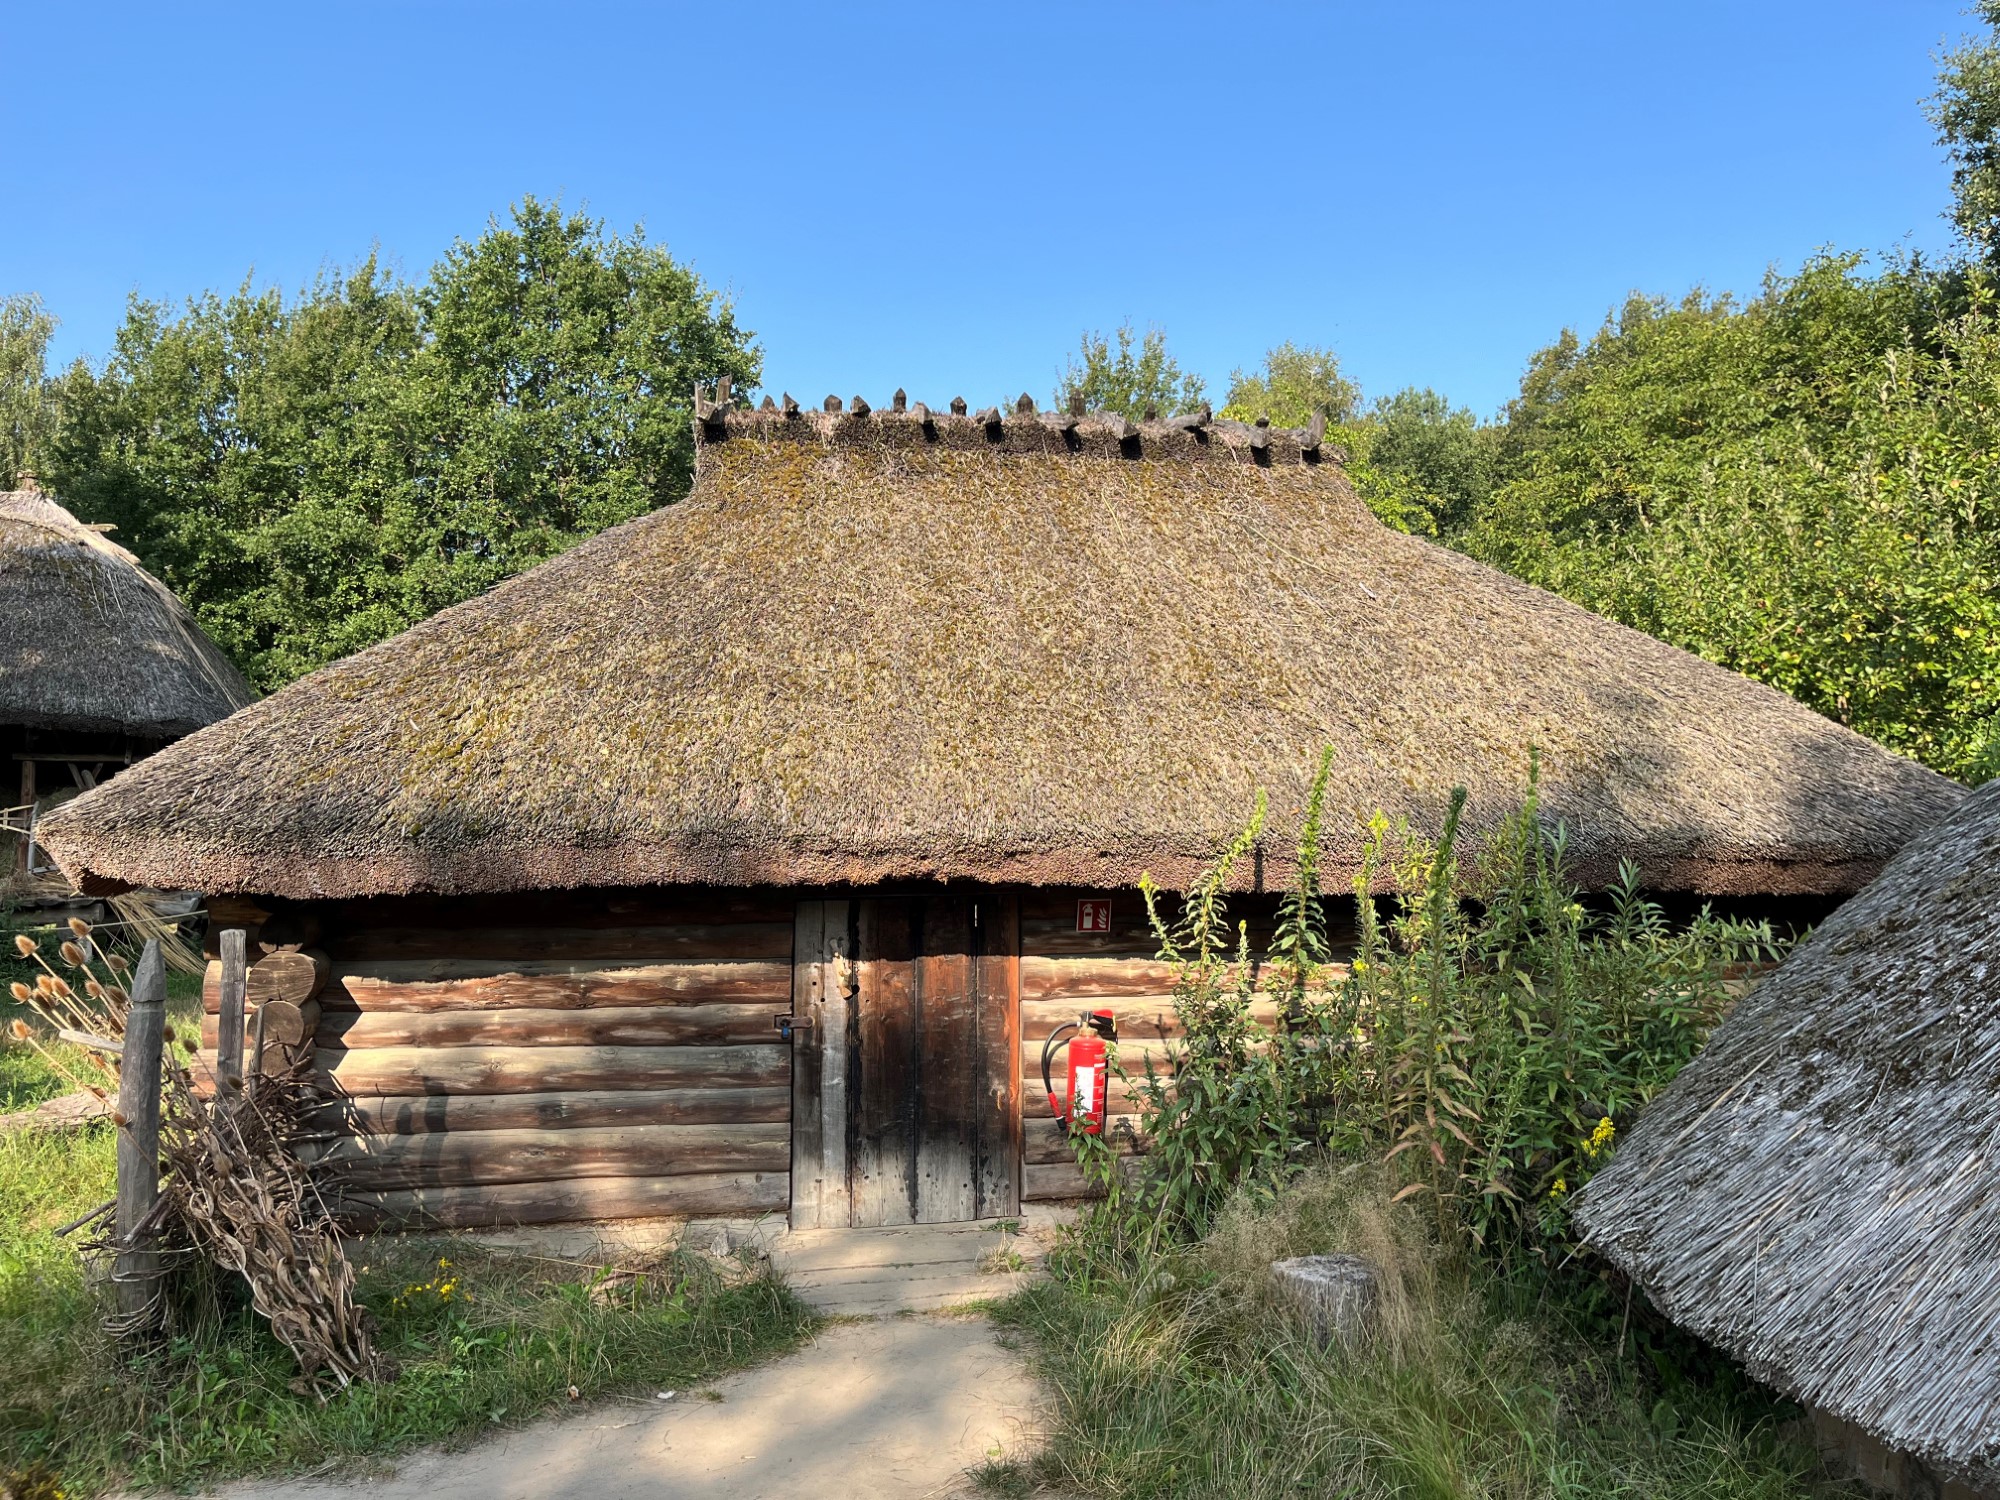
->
[14, 935, 36, 957]
[67, 918, 90, 938]
[60, 941, 84, 966]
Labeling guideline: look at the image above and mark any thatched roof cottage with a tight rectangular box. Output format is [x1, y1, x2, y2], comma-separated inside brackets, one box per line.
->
[2, 484, 254, 881]
[1577, 777, 2000, 1500]
[37, 393, 1962, 1231]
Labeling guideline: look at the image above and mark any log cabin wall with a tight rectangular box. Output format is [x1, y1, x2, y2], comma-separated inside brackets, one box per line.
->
[200, 883, 1358, 1228]
[1016, 888, 1357, 1203]
[202, 889, 794, 1229]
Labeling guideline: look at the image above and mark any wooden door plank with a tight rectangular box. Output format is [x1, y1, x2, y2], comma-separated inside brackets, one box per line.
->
[789, 901, 827, 1228]
[852, 898, 917, 1226]
[914, 896, 978, 1223]
[790, 900, 854, 1229]
[974, 892, 1022, 1218]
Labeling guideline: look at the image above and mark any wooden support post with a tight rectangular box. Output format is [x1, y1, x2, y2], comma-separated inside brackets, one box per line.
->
[114, 938, 166, 1325]
[13, 757, 32, 875]
[216, 928, 247, 1094]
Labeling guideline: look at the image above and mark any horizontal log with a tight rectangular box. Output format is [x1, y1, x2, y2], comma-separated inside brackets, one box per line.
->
[333, 922, 794, 964]
[321, 890, 793, 933]
[1022, 996, 1284, 1041]
[1023, 1159, 1143, 1202]
[1021, 1037, 1174, 1071]
[251, 949, 329, 1005]
[317, 1003, 785, 1050]
[1024, 1113, 1145, 1164]
[321, 960, 792, 1012]
[307, 1122, 789, 1190]
[203, 952, 331, 1011]
[335, 1170, 790, 1229]
[1022, 1071, 1160, 1113]
[201, 998, 322, 1050]
[1019, 956, 1180, 1001]
[308, 1085, 791, 1136]
[255, 909, 322, 953]
[314, 1043, 789, 1097]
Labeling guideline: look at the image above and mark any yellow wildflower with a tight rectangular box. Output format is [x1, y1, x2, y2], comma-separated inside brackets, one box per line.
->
[1549, 1178, 1567, 1198]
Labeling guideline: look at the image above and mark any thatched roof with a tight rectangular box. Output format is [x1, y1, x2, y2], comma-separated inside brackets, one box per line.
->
[0, 488, 254, 740]
[37, 396, 1960, 900]
[1576, 778, 2000, 1483]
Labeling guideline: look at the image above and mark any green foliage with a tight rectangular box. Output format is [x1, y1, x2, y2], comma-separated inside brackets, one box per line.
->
[1469, 258, 2000, 782]
[1361, 387, 1495, 536]
[1054, 321, 1205, 419]
[1087, 757, 1779, 1264]
[48, 199, 759, 691]
[1222, 341, 1360, 426]
[0, 294, 57, 490]
[991, 1168, 1845, 1500]
[1931, 3, 2000, 265]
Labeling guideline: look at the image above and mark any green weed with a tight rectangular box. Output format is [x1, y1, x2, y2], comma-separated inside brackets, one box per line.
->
[990, 1168, 1855, 1500]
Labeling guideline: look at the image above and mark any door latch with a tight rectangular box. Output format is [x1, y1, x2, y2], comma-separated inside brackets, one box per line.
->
[774, 1014, 815, 1041]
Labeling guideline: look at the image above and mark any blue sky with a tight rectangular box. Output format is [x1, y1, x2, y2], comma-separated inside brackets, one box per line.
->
[5, 1, 1975, 418]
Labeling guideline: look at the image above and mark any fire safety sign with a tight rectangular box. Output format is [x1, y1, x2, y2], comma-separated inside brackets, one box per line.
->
[1077, 899, 1112, 933]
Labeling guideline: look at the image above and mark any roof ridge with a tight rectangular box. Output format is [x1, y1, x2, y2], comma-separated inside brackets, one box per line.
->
[0, 489, 142, 567]
[690, 383, 1343, 468]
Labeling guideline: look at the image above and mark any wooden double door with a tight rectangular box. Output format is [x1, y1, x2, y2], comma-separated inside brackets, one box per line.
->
[790, 893, 1020, 1227]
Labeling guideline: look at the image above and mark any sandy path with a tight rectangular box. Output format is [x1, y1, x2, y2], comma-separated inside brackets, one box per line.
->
[213, 1313, 1042, 1500]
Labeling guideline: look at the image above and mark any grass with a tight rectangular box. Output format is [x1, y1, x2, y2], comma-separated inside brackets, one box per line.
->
[0, 926, 816, 1498]
[0, 922, 204, 1114]
[0, 1130, 815, 1496]
[979, 1166, 1860, 1500]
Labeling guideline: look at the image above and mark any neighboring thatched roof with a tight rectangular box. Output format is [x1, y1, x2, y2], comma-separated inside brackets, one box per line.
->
[1576, 778, 2000, 1485]
[0, 488, 254, 740]
[38, 396, 1960, 900]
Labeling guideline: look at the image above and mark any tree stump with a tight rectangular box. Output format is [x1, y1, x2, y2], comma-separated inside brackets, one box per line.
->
[1270, 1254, 1379, 1349]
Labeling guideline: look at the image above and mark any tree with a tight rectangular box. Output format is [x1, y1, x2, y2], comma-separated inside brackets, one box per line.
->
[0, 294, 57, 489]
[50, 200, 759, 691]
[1054, 322, 1205, 418]
[1465, 256, 2000, 783]
[1362, 387, 1493, 537]
[1931, 2, 2000, 265]
[1220, 342, 1359, 426]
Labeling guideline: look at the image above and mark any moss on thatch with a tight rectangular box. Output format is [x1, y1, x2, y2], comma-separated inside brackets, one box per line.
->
[37, 401, 1960, 899]
[0, 489, 254, 739]
[1576, 777, 2000, 1485]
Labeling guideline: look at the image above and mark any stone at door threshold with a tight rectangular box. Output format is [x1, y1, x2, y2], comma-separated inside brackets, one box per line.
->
[772, 1213, 1063, 1317]
[443, 1205, 1078, 1317]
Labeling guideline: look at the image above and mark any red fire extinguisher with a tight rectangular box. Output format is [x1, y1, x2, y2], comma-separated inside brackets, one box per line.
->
[1042, 1008, 1118, 1135]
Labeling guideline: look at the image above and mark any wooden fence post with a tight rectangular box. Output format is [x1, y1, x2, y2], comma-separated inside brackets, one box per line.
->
[114, 937, 166, 1324]
[216, 927, 247, 1095]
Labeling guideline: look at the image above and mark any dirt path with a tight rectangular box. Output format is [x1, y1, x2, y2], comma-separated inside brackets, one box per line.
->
[215, 1313, 1043, 1500]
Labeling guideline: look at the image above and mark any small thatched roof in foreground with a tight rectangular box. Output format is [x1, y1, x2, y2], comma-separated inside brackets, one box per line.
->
[39, 397, 1960, 900]
[1577, 778, 2000, 1484]
[0, 489, 254, 740]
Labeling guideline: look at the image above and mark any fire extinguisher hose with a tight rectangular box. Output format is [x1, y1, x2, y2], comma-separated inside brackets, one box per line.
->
[1041, 1020, 1079, 1124]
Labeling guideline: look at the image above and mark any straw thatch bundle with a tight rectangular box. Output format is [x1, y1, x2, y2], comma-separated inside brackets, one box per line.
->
[1576, 777, 2000, 1487]
[37, 399, 1960, 900]
[0, 488, 254, 739]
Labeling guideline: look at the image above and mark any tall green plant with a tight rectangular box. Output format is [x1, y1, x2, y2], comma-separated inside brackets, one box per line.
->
[1083, 754, 1783, 1267]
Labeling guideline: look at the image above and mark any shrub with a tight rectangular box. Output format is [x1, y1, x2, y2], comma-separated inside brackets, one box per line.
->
[1083, 750, 1784, 1268]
